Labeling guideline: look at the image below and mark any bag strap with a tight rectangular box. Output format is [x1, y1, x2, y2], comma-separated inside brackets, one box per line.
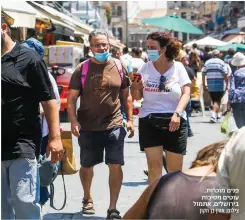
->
[81, 59, 90, 89]
[49, 162, 67, 210]
[113, 58, 124, 81]
[80, 58, 123, 91]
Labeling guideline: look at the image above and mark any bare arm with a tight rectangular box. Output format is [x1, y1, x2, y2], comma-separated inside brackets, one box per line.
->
[224, 74, 229, 90]
[202, 75, 207, 89]
[176, 84, 191, 112]
[41, 99, 64, 163]
[169, 84, 190, 132]
[121, 87, 133, 122]
[67, 89, 80, 123]
[191, 77, 197, 84]
[67, 89, 81, 137]
[123, 179, 160, 219]
[121, 87, 135, 138]
[131, 80, 144, 101]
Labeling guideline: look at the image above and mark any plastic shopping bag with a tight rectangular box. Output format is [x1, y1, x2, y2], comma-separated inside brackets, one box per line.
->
[221, 91, 229, 114]
[221, 112, 230, 134]
[226, 113, 238, 137]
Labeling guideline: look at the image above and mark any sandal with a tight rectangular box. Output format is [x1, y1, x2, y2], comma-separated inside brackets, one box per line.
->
[81, 199, 95, 215]
[107, 209, 122, 219]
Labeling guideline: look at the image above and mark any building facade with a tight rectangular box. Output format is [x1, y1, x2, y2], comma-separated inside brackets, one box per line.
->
[128, 8, 167, 48]
[167, 1, 218, 42]
[217, 1, 245, 31]
[101, 1, 127, 45]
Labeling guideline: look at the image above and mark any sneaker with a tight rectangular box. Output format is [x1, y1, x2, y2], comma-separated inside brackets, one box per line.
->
[216, 117, 222, 123]
[210, 116, 217, 123]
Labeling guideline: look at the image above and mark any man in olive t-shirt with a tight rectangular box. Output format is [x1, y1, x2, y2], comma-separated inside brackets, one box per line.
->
[67, 30, 134, 219]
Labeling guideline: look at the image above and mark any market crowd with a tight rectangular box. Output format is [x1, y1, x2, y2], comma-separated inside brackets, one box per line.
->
[2, 12, 245, 220]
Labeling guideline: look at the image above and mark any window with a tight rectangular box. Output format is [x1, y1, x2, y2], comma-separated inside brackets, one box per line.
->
[181, 2, 187, 7]
[112, 27, 116, 37]
[182, 33, 187, 42]
[191, 14, 196, 20]
[112, 5, 117, 16]
[117, 6, 122, 16]
[181, 12, 187, 19]
[78, 1, 87, 10]
[174, 32, 178, 39]
[117, 27, 123, 41]
[130, 35, 135, 42]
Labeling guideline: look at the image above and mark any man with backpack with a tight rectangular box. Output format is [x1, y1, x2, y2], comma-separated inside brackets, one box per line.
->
[67, 30, 134, 219]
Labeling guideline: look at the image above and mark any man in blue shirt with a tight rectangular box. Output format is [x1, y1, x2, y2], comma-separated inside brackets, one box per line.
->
[202, 49, 229, 123]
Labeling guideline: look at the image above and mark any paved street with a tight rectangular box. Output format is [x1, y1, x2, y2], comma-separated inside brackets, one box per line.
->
[43, 112, 227, 219]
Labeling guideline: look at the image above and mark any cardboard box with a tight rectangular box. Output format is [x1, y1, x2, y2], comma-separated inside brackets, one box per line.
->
[44, 46, 49, 56]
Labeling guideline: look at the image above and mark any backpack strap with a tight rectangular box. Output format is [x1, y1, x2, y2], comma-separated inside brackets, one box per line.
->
[80, 59, 123, 91]
[113, 58, 124, 81]
[49, 162, 67, 211]
[81, 60, 90, 89]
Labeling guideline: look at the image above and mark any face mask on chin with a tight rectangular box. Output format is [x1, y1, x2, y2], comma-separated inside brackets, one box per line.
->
[94, 51, 111, 62]
[147, 50, 160, 61]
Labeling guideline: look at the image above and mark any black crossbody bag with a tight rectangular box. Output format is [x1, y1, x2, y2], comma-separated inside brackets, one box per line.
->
[148, 113, 173, 131]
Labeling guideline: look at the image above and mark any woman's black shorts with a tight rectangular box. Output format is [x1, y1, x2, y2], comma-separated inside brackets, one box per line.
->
[139, 113, 187, 155]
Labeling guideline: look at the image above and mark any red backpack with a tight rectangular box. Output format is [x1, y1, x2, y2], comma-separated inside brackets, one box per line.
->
[80, 58, 124, 94]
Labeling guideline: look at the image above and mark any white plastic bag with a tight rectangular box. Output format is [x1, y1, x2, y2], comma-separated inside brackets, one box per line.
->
[221, 91, 229, 114]
[221, 91, 229, 105]
[226, 113, 238, 137]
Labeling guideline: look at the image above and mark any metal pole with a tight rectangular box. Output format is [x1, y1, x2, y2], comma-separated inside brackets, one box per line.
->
[86, 1, 88, 16]
[99, 1, 102, 29]
[126, 1, 128, 47]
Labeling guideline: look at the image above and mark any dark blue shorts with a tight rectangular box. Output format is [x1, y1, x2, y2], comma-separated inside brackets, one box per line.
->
[78, 127, 127, 167]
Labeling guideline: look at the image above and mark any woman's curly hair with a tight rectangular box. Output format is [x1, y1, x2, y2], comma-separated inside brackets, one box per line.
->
[147, 32, 182, 61]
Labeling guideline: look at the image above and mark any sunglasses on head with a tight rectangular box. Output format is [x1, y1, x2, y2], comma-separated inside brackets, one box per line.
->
[159, 75, 167, 91]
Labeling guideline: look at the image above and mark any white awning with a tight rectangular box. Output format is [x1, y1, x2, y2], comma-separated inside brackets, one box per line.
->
[194, 36, 227, 47]
[30, 2, 94, 34]
[183, 39, 197, 48]
[2, 1, 36, 28]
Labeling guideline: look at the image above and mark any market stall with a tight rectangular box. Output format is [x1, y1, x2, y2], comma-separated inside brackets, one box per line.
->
[217, 42, 245, 52]
[193, 36, 227, 47]
[2, 1, 36, 41]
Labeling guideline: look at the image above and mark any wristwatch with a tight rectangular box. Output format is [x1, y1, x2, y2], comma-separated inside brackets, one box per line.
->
[174, 111, 184, 117]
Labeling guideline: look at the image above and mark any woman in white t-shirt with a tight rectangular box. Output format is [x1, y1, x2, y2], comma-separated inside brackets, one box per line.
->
[131, 32, 191, 185]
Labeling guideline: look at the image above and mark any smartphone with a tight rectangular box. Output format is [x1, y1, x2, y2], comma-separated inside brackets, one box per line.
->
[133, 73, 142, 82]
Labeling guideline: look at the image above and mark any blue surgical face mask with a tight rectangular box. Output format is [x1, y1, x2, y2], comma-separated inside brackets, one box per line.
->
[148, 50, 160, 61]
[94, 51, 111, 62]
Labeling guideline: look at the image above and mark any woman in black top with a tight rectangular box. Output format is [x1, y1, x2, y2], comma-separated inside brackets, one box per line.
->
[123, 140, 228, 220]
